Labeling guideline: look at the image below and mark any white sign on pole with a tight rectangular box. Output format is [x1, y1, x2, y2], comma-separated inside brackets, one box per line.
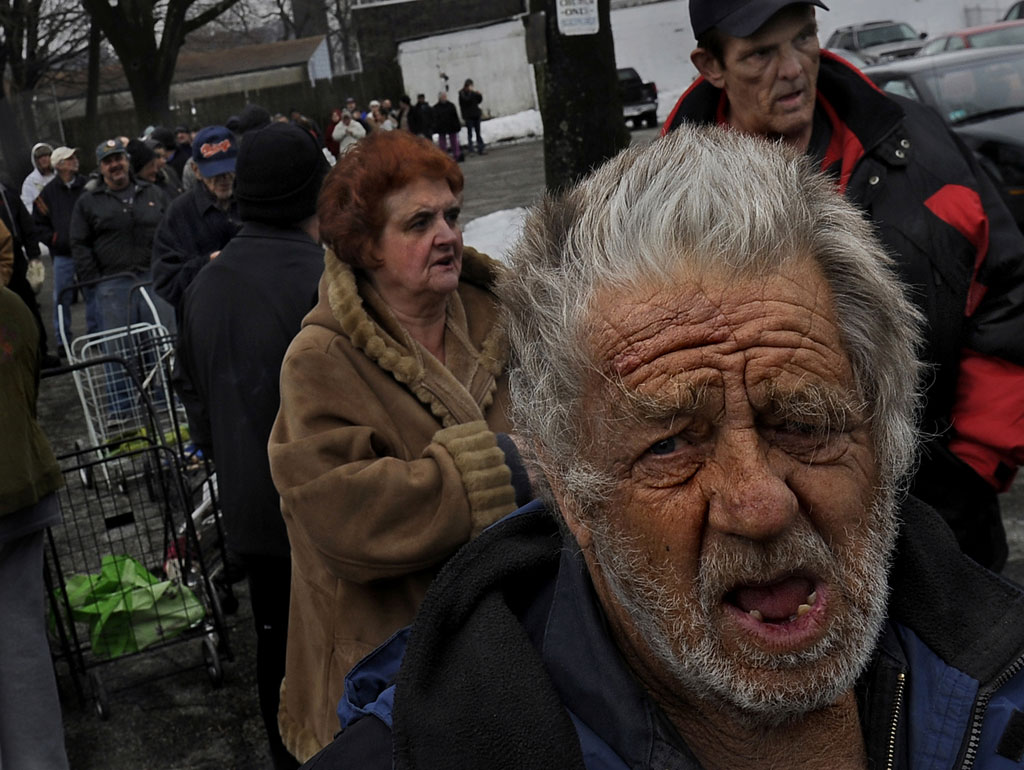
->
[556, 0, 599, 36]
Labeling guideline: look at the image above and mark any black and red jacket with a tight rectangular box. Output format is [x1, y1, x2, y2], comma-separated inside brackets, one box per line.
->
[664, 52, 1024, 495]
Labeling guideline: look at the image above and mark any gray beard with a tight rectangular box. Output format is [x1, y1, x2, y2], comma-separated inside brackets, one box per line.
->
[588, 490, 898, 725]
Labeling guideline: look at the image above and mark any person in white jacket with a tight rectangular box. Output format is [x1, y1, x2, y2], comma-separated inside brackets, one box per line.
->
[21, 143, 54, 212]
[331, 111, 366, 155]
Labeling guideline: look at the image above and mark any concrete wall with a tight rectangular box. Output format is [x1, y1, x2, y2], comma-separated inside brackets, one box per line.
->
[398, 20, 537, 116]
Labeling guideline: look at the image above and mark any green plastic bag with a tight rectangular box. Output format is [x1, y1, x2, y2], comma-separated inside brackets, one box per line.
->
[63, 554, 205, 659]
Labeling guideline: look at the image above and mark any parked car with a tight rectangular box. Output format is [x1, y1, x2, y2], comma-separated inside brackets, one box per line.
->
[826, 47, 872, 69]
[617, 67, 658, 129]
[917, 20, 1024, 56]
[1006, 2, 1024, 21]
[825, 20, 927, 63]
[863, 45, 1024, 228]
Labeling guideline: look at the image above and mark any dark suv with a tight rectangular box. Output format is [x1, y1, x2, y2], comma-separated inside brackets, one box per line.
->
[825, 21, 927, 63]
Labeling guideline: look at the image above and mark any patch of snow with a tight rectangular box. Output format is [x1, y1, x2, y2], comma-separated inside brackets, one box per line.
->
[481, 111, 544, 144]
[463, 207, 528, 263]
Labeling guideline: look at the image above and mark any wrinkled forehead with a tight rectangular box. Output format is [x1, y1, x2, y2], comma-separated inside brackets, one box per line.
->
[582, 258, 855, 410]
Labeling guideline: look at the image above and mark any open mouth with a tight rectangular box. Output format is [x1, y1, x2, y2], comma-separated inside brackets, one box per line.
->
[722, 573, 826, 643]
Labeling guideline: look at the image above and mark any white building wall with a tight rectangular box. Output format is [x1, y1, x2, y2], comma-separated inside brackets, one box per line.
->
[398, 20, 537, 117]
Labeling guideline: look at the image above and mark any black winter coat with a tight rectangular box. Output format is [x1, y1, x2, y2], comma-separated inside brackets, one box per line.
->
[33, 174, 87, 255]
[409, 103, 434, 136]
[151, 182, 241, 312]
[70, 178, 169, 282]
[173, 222, 324, 556]
[432, 101, 462, 135]
[458, 88, 483, 121]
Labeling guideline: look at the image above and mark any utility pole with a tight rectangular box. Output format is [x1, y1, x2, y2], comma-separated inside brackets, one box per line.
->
[526, 0, 629, 193]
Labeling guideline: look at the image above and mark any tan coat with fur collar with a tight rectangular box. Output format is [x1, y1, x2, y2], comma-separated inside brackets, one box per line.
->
[268, 246, 517, 761]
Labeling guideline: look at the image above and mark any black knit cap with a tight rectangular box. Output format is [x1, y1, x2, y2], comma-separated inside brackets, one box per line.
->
[235, 122, 329, 225]
[690, 0, 827, 39]
[126, 138, 155, 175]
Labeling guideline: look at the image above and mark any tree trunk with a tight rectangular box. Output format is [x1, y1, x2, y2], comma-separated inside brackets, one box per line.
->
[86, 19, 101, 125]
[530, 0, 629, 193]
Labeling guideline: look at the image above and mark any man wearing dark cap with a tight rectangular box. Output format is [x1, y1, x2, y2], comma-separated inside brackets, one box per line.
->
[664, 0, 1024, 572]
[70, 138, 173, 334]
[173, 122, 328, 770]
[151, 125, 242, 314]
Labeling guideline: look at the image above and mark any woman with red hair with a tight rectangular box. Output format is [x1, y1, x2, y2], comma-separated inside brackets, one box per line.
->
[268, 130, 524, 762]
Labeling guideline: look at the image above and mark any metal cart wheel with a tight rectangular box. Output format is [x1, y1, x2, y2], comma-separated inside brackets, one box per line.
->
[88, 670, 110, 720]
[202, 635, 223, 688]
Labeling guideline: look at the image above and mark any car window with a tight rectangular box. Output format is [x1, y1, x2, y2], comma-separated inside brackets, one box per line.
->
[836, 32, 855, 49]
[877, 77, 922, 101]
[969, 25, 1024, 47]
[922, 58, 1024, 122]
[919, 38, 949, 55]
[1005, 2, 1024, 20]
[857, 23, 919, 48]
[947, 36, 966, 50]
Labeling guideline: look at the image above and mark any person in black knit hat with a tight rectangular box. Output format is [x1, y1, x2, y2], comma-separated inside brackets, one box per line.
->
[174, 121, 328, 770]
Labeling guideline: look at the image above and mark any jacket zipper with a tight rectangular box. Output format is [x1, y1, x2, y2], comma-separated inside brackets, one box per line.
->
[959, 651, 1024, 770]
[887, 671, 906, 770]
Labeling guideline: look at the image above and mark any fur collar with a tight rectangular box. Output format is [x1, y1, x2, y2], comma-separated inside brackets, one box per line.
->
[323, 246, 508, 428]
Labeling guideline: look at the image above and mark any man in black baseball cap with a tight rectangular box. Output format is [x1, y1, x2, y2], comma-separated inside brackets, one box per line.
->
[664, 0, 1024, 575]
[689, 0, 826, 40]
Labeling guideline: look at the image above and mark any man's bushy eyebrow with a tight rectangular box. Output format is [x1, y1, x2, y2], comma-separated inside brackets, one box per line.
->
[762, 381, 865, 432]
[611, 376, 717, 423]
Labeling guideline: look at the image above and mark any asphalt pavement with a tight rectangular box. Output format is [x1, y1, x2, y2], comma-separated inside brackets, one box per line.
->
[33, 126, 1024, 768]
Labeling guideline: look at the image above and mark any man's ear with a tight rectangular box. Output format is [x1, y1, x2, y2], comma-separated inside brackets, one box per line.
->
[692, 47, 726, 89]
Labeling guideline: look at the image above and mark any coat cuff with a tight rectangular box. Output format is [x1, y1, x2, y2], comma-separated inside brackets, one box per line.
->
[434, 420, 516, 536]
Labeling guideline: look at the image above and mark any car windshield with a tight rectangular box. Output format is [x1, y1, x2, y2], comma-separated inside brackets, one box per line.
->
[857, 24, 918, 48]
[922, 55, 1024, 122]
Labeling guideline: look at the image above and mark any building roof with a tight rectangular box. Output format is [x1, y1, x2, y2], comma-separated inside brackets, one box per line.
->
[46, 35, 326, 99]
[175, 35, 325, 83]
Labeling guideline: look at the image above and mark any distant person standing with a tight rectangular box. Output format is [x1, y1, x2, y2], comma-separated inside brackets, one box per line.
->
[458, 78, 486, 155]
[409, 93, 434, 139]
[396, 95, 412, 131]
[432, 91, 463, 161]
[0, 285, 70, 770]
[33, 146, 92, 349]
[21, 143, 54, 211]
[331, 110, 366, 156]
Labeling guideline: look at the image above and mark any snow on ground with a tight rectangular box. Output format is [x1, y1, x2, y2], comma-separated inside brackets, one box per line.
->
[463, 207, 528, 263]
[480, 110, 544, 145]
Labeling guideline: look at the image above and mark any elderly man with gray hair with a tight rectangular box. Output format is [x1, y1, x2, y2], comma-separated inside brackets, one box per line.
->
[298, 125, 1024, 770]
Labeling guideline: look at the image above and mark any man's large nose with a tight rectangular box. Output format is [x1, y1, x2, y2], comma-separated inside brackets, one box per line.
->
[777, 45, 803, 80]
[707, 429, 798, 541]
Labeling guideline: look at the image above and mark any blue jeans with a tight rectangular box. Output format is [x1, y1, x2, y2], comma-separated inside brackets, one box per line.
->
[465, 119, 485, 154]
[52, 255, 100, 345]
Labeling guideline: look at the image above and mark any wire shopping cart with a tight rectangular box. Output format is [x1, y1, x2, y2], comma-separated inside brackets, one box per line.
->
[43, 359, 233, 719]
